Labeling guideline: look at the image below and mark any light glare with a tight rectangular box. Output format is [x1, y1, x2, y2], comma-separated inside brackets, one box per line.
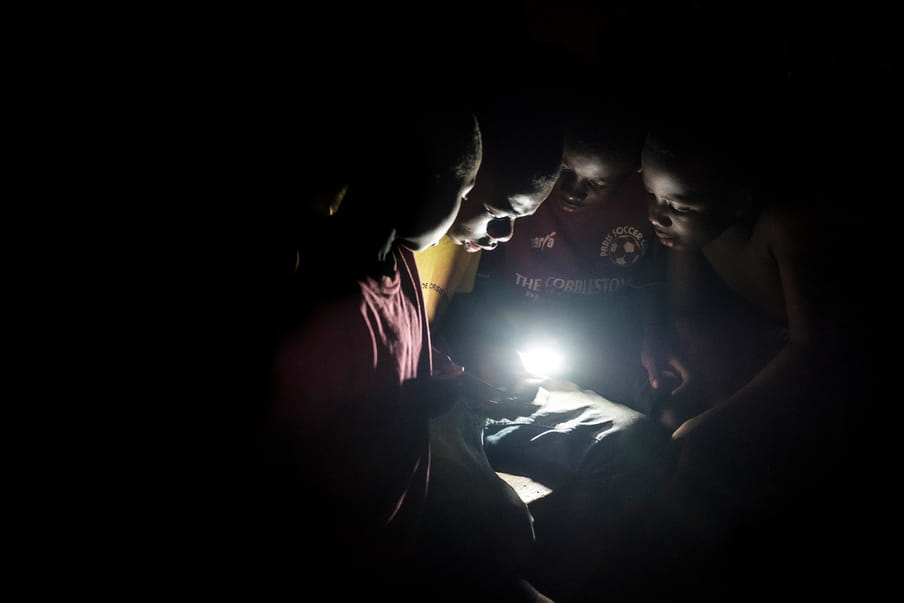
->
[518, 346, 564, 377]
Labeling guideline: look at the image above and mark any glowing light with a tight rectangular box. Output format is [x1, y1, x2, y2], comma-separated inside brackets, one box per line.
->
[518, 345, 564, 378]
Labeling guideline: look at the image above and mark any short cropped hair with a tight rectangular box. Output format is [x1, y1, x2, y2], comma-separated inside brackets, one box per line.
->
[642, 94, 768, 192]
[563, 100, 646, 167]
[477, 98, 564, 197]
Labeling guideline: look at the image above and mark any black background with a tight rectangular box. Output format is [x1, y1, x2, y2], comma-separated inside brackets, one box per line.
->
[6, 2, 897, 599]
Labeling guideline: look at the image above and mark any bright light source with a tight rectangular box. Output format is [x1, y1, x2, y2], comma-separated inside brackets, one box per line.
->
[518, 345, 564, 378]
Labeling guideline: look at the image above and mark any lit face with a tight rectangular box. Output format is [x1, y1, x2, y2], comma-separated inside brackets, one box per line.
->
[445, 170, 554, 253]
[548, 144, 636, 213]
[640, 147, 740, 250]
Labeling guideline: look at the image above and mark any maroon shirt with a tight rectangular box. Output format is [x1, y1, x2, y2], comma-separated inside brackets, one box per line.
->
[478, 172, 661, 307]
[476, 172, 664, 401]
[273, 246, 432, 532]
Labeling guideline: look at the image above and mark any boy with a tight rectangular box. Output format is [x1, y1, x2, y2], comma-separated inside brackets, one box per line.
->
[438, 98, 673, 517]
[187, 95, 484, 599]
[626, 95, 868, 595]
[412, 96, 564, 602]
[415, 99, 564, 328]
[640, 97, 858, 473]
[270, 100, 482, 545]
[465, 100, 670, 408]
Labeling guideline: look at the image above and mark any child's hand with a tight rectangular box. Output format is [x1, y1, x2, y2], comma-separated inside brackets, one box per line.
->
[479, 373, 546, 419]
[422, 347, 466, 418]
[431, 347, 465, 380]
[641, 335, 691, 395]
[466, 344, 525, 389]
[672, 413, 704, 441]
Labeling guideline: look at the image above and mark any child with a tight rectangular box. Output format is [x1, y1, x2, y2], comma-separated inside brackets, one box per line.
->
[437, 97, 674, 501]
[619, 93, 869, 595]
[187, 93, 484, 598]
[415, 97, 564, 328]
[448, 98, 669, 412]
[640, 95, 859, 477]
[528, 90, 870, 602]
[412, 96, 564, 602]
[270, 100, 481, 541]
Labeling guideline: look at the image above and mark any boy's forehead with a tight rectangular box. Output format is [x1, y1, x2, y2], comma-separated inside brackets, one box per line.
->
[645, 147, 717, 184]
[567, 148, 631, 177]
[643, 159, 722, 202]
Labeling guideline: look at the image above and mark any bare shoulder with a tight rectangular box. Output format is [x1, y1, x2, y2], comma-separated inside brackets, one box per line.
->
[754, 203, 819, 258]
[756, 203, 808, 236]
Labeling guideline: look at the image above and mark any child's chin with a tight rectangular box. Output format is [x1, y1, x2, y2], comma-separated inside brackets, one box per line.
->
[656, 235, 679, 248]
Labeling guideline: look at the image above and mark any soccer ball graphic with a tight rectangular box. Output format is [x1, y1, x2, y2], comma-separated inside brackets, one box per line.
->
[608, 235, 642, 266]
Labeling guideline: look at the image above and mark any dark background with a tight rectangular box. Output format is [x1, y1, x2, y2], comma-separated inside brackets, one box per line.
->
[209, 0, 896, 229]
[7, 2, 897, 599]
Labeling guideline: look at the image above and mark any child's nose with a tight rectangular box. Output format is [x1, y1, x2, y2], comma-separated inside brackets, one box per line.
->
[487, 217, 514, 243]
[565, 184, 587, 202]
[649, 204, 672, 228]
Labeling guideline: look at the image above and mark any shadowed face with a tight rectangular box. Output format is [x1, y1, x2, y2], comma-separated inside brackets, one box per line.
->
[396, 156, 481, 252]
[548, 143, 636, 213]
[395, 118, 483, 252]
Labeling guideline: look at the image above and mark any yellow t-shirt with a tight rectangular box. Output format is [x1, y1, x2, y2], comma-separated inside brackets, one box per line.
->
[413, 236, 481, 325]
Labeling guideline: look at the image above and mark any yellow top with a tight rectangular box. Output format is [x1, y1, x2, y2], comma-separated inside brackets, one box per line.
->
[413, 236, 481, 325]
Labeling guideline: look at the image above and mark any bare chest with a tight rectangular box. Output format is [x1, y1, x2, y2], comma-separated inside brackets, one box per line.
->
[703, 230, 786, 319]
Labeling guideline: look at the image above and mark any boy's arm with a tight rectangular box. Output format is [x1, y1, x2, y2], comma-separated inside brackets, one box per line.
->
[636, 248, 681, 384]
[672, 208, 844, 450]
[641, 247, 703, 393]
[272, 303, 427, 529]
[438, 277, 522, 384]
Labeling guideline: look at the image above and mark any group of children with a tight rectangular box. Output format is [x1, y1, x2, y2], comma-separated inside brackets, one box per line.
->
[179, 64, 868, 600]
[477, 92, 867, 600]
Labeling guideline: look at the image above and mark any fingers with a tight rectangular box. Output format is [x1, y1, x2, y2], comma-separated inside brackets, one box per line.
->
[645, 357, 662, 389]
[667, 356, 692, 395]
[431, 348, 464, 380]
[432, 366, 464, 381]
[670, 377, 689, 396]
[671, 418, 693, 440]
[673, 356, 690, 381]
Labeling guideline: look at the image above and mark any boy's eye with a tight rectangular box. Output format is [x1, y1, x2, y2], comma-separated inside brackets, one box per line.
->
[667, 201, 691, 214]
[588, 180, 607, 190]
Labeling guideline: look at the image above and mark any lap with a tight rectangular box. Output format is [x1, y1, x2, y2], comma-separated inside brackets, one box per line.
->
[484, 381, 670, 488]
